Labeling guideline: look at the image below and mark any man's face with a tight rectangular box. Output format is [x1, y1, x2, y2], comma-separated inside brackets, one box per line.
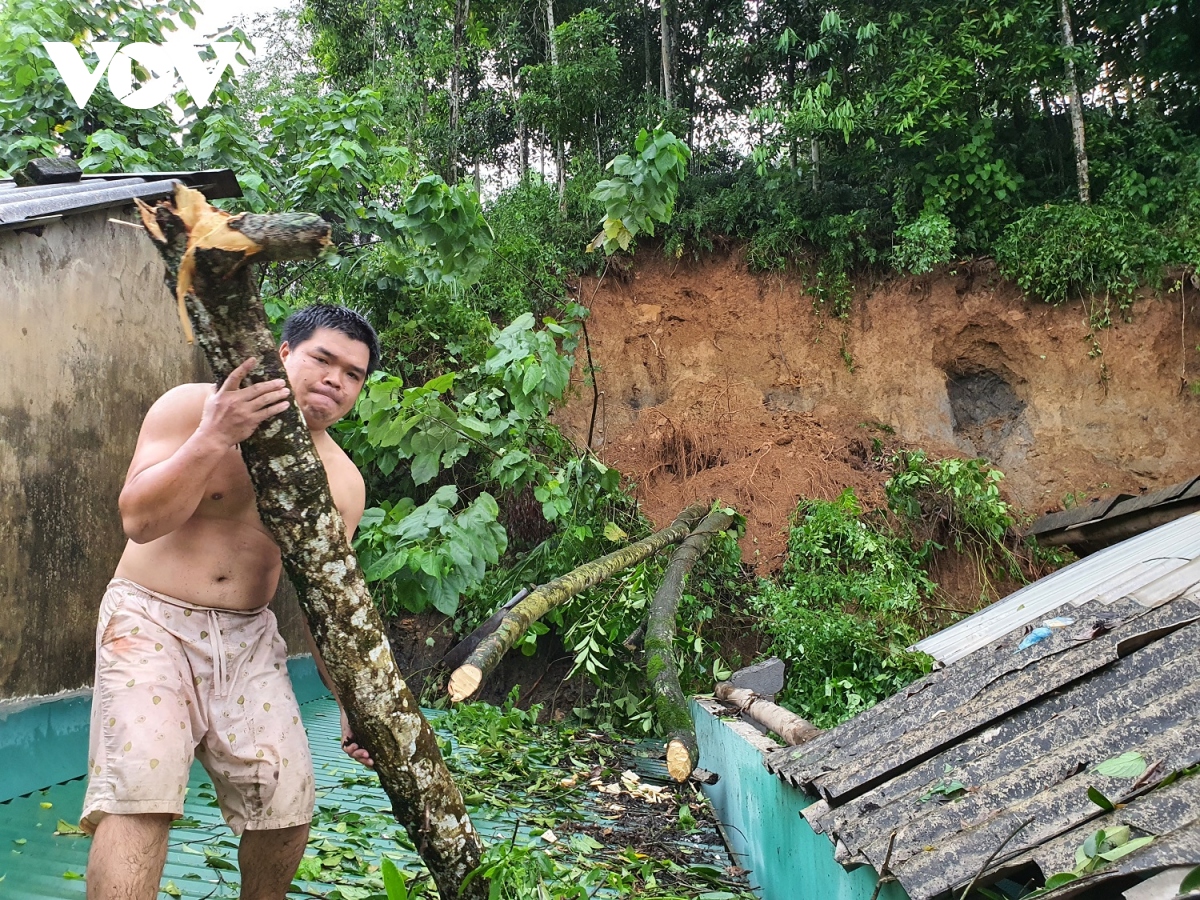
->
[278, 326, 370, 431]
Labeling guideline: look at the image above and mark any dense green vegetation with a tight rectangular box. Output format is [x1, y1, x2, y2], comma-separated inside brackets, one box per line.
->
[0, 0, 1166, 733]
[748, 450, 1055, 728]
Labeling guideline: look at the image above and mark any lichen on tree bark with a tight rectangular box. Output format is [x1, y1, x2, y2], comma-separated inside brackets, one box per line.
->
[137, 185, 486, 900]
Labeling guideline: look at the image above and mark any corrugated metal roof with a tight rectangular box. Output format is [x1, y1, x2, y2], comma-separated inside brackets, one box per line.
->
[0, 169, 241, 232]
[914, 511, 1200, 665]
[764, 519, 1200, 900]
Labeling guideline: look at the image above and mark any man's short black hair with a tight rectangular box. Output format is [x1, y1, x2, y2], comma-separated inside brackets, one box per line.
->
[281, 304, 381, 375]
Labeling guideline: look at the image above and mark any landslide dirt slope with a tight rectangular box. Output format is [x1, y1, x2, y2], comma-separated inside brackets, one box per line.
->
[554, 251, 1200, 569]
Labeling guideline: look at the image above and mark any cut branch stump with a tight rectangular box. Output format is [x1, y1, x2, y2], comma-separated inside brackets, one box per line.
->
[645, 509, 734, 781]
[138, 185, 486, 900]
[714, 681, 822, 747]
[448, 502, 709, 701]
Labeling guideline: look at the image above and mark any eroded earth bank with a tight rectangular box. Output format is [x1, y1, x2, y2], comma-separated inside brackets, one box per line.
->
[555, 251, 1200, 569]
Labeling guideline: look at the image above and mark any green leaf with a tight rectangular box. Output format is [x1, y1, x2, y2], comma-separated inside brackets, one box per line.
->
[1043, 872, 1079, 889]
[602, 522, 628, 542]
[1087, 786, 1115, 811]
[163, 881, 183, 897]
[62, 871, 84, 880]
[1178, 865, 1200, 894]
[1095, 752, 1147, 779]
[1098, 835, 1153, 862]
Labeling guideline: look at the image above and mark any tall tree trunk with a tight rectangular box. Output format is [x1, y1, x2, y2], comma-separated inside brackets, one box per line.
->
[645, 510, 734, 782]
[448, 503, 709, 701]
[546, 0, 566, 206]
[811, 137, 820, 191]
[518, 117, 529, 177]
[660, 0, 673, 107]
[136, 186, 487, 900]
[643, 0, 654, 92]
[448, 0, 471, 186]
[1059, 0, 1090, 204]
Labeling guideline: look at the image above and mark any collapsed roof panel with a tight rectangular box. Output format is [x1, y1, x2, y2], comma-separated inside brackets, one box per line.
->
[766, 513, 1200, 900]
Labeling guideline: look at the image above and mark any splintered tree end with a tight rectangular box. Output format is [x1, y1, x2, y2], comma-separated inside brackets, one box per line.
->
[666, 739, 696, 783]
[448, 665, 482, 703]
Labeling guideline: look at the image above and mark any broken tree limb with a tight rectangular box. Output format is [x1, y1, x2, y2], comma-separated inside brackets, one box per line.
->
[137, 185, 486, 900]
[645, 509, 734, 782]
[448, 502, 709, 702]
[714, 681, 822, 747]
[440, 587, 530, 671]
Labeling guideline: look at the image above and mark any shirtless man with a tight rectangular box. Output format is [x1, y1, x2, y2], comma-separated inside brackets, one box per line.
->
[82, 304, 380, 900]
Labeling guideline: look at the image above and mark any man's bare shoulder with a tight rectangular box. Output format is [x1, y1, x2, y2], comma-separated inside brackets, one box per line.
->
[146, 382, 211, 416]
[137, 383, 211, 436]
[317, 435, 364, 485]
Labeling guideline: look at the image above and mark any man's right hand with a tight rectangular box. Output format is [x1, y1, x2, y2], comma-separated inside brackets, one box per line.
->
[197, 358, 292, 449]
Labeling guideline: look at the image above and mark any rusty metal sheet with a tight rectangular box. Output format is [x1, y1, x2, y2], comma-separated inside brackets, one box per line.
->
[0, 170, 241, 231]
[876, 711, 1200, 900]
[814, 622, 1200, 849]
[804, 600, 1200, 804]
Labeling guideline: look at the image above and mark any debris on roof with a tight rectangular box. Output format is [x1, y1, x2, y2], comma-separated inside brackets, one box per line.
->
[915, 511, 1200, 666]
[1028, 476, 1200, 556]
[0, 165, 241, 233]
[765, 512, 1200, 900]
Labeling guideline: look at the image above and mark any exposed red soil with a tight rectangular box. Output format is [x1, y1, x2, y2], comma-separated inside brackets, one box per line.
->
[554, 250, 1200, 580]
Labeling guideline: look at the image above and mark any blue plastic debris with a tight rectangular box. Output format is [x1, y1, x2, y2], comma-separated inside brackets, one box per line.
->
[1016, 627, 1054, 652]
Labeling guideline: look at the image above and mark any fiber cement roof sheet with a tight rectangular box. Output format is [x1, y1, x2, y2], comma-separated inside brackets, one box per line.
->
[765, 521, 1200, 900]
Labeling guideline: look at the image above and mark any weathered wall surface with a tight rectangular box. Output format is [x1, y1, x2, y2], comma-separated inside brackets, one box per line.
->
[0, 207, 306, 700]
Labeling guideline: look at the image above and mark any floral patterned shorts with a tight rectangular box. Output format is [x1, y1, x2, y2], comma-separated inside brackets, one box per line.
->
[81, 578, 314, 835]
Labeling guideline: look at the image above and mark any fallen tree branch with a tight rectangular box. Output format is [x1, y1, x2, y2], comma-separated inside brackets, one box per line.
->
[646, 509, 734, 781]
[440, 587, 530, 671]
[714, 682, 822, 746]
[448, 502, 709, 702]
[138, 185, 486, 900]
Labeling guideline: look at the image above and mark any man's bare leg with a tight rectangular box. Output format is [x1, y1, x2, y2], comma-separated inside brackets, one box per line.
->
[238, 823, 310, 900]
[86, 813, 172, 900]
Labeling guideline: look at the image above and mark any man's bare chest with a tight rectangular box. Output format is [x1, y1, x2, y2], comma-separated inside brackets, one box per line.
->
[194, 446, 260, 520]
[194, 442, 350, 522]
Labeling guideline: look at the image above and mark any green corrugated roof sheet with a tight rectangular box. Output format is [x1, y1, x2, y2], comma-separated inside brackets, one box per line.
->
[0, 698, 476, 898]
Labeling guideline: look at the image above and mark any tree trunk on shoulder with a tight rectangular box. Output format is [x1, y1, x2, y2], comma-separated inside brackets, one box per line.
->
[137, 186, 487, 900]
[1059, 0, 1090, 204]
[448, 502, 709, 702]
[645, 509, 734, 781]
